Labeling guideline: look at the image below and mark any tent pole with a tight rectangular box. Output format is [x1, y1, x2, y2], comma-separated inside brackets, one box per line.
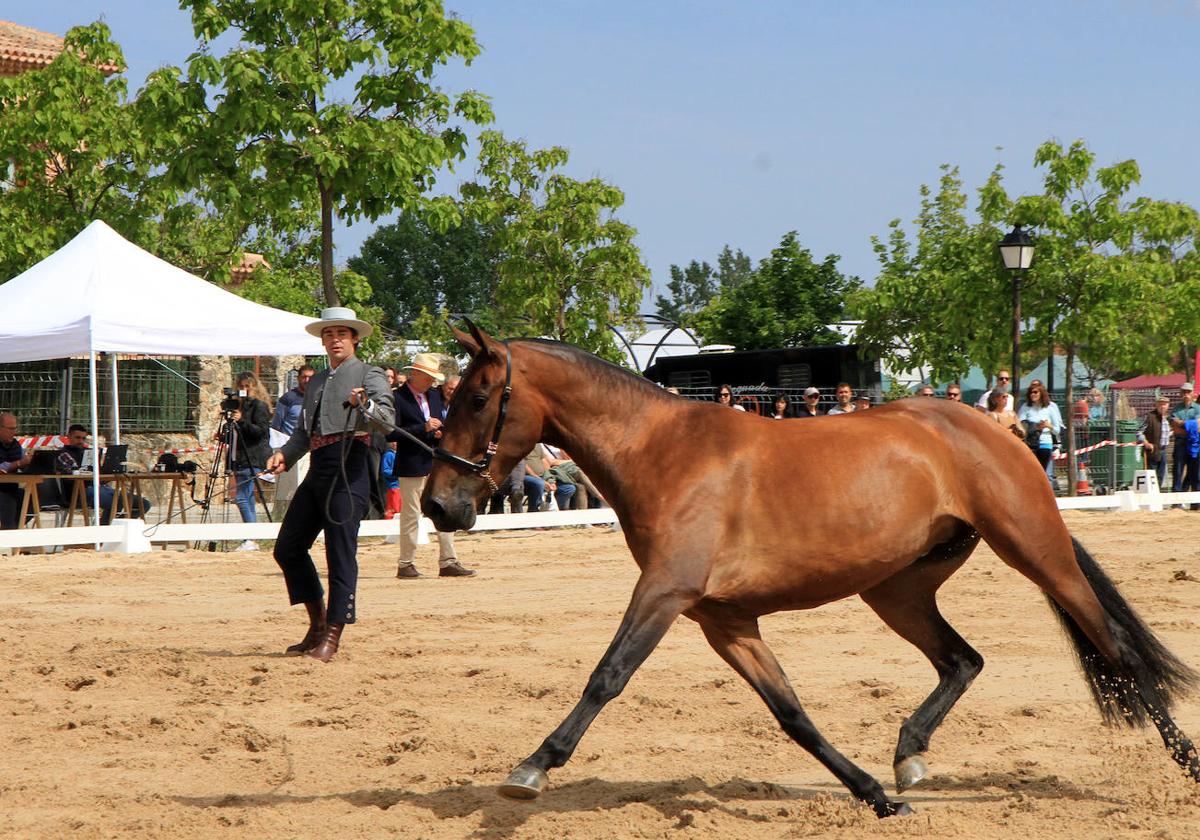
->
[60, 361, 71, 434]
[110, 353, 121, 445]
[88, 350, 102, 539]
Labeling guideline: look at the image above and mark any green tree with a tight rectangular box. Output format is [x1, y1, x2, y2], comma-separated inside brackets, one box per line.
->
[1013, 140, 1200, 489]
[0, 23, 245, 282]
[654, 260, 716, 325]
[147, 0, 494, 307]
[653, 245, 752, 327]
[348, 214, 500, 331]
[238, 264, 386, 356]
[716, 244, 753, 289]
[851, 165, 1013, 383]
[461, 131, 651, 363]
[692, 232, 860, 350]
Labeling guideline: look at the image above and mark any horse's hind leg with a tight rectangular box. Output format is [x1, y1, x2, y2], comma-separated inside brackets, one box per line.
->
[698, 615, 911, 818]
[859, 530, 983, 791]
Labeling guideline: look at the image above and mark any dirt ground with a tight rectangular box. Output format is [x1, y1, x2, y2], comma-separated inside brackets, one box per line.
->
[3, 511, 1200, 838]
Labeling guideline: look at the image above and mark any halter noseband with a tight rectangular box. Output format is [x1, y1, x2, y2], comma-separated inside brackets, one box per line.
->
[430, 340, 513, 493]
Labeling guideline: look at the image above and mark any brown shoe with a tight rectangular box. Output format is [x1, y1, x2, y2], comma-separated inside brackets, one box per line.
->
[396, 563, 421, 579]
[285, 600, 326, 655]
[305, 623, 344, 663]
[439, 560, 476, 577]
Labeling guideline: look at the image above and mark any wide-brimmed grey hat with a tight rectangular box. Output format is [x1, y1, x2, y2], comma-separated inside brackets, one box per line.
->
[305, 306, 373, 339]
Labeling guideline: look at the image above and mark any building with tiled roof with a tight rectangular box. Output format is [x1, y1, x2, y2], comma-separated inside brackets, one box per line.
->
[0, 20, 121, 77]
[0, 20, 65, 77]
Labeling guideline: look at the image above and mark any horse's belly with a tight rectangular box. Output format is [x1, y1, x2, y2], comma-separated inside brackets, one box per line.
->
[703, 555, 915, 613]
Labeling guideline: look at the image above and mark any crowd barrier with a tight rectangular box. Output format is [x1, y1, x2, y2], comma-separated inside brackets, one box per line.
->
[0, 506, 622, 554]
[1, 489, 1196, 554]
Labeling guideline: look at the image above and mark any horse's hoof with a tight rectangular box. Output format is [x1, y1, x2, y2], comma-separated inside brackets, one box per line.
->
[498, 764, 548, 800]
[894, 755, 928, 792]
[892, 801, 915, 817]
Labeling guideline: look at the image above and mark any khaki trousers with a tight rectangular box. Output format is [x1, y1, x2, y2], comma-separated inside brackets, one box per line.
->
[398, 474, 455, 567]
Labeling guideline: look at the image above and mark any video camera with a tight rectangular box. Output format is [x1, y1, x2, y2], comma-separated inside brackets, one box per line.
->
[220, 387, 247, 414]
[154, 452, 199, 474]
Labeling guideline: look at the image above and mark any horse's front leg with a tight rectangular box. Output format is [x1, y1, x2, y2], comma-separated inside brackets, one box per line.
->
[498, 573, 696, 799]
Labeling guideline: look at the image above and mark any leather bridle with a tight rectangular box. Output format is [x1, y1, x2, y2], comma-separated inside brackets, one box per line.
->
[430, 341, 513, 493]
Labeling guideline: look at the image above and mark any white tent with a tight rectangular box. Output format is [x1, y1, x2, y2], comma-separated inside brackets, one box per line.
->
[0, 219, 322, 361]
[0, 220, 324, 526]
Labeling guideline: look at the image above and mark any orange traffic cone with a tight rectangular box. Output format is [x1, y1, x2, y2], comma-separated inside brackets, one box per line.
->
[1076, 463, 1092, 496]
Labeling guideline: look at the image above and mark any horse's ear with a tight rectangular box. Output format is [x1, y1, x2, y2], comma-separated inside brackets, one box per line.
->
[449, 319, 482, 357]
[449, 317, 498, 360]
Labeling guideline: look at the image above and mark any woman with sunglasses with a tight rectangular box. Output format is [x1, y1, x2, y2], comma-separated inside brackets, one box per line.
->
[1017, 381, 1063, 483]
[715, 385, 745, 411]
[974, 371, 1014, 412]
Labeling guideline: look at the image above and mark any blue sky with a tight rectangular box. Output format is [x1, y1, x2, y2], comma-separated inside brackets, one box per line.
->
[16, 1, 1200, 306]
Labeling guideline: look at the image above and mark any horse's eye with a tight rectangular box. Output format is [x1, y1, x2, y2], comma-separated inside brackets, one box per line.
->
[471, 393, 488, 410]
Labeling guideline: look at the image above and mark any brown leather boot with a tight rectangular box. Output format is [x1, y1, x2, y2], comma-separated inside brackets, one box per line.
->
[285, 601, 326, 655]
[305, 623, 344, 663]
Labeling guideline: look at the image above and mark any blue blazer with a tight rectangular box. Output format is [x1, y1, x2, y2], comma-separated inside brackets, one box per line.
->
[388, 385, 446, 478]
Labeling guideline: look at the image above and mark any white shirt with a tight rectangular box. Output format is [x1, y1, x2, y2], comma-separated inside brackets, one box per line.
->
[976, 389, 1014, 413]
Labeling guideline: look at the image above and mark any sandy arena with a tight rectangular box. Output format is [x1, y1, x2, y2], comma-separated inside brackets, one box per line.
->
[3, 510, 1200, 838]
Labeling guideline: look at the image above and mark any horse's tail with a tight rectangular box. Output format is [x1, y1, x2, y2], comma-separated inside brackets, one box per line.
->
[1044, 536, 1198, 728]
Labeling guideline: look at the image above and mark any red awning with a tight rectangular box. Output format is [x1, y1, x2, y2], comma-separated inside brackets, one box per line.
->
[1109, 373, 1188, 390]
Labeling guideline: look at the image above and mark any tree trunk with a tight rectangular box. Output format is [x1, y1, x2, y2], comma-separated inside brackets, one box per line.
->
[320, 180, 339, 307]
[1065, 345, 1077, 496]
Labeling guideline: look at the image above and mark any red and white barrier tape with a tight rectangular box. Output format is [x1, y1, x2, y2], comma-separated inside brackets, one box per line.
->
[17, 435, 66, 449]
[156, 445, 220, 455]
[1053, 439, 1141, 460]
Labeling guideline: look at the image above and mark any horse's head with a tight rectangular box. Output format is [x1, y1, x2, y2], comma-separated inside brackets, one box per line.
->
[421, 319, 545, 532]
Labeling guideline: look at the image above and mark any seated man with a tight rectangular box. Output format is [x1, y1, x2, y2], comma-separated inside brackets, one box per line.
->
[485, 462, 525, 514]
[543, 444, 604, 509]
[522, 443, 575, 512]
[0, 411, 32, 529]
[56, 424, 152, 524]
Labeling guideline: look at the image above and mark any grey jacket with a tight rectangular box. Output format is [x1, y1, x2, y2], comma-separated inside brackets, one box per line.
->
[276, 356, 394, 469]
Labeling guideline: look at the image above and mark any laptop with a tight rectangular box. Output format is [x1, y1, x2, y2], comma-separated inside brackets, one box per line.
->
[90, 444, 129, 475]
[26, 449, 61, 475]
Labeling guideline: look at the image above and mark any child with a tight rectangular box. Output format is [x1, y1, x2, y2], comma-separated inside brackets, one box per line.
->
[381, 441, 401, 518]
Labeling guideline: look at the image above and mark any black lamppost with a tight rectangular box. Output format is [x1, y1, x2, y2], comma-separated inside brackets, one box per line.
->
[999, 224, 1035, 394]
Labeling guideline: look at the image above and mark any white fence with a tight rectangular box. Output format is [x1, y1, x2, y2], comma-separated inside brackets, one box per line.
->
[3, 486, 1199, 555]
[0, 506, 622, 554]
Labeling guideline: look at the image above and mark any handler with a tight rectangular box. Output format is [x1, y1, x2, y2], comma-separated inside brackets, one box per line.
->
[264, 307, 394, 662]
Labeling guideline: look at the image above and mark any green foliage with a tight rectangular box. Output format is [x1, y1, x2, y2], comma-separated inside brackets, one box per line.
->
[147, 0, 494, 305]
[1013, 139, 1199, 378]
[460, 131, 651, 364]
[851, 165, 1013, 382]
[653, 246, 752, 327]
[0, 23, 246, 283]
[348, 214, 500, 331]
[238, 265, 385, 356]
[693, 232, 860, 350]
[716, 245, 754, 289]
[654, 261, 716, 325]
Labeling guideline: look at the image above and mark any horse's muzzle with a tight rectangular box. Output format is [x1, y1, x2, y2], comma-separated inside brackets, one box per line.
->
[422, 492, 477, 532]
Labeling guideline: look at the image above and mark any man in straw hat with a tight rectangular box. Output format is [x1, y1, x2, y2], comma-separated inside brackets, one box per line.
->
[390, 352, 475, 578]
[264, 307, 395, 662]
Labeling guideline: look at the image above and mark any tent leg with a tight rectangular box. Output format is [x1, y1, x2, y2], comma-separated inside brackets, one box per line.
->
[110, 353, 121, 445]
[89, 351, 102, 542]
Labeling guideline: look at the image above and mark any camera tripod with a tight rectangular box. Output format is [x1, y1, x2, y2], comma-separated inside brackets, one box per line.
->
[194, 409, 273, 551]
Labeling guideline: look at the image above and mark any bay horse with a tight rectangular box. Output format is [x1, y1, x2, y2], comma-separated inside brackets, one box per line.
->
[422, 320, 1200, 818]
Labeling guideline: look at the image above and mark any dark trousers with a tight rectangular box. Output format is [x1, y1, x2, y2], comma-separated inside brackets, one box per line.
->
[1173, 437, 1191, 492]
[273, 440, 369, 625]
[1151, 456, 1168, 488]
[0, 488, 18, 530]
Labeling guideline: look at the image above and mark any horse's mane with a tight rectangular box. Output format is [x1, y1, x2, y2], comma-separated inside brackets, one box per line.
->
[511, 338, 675, 402]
